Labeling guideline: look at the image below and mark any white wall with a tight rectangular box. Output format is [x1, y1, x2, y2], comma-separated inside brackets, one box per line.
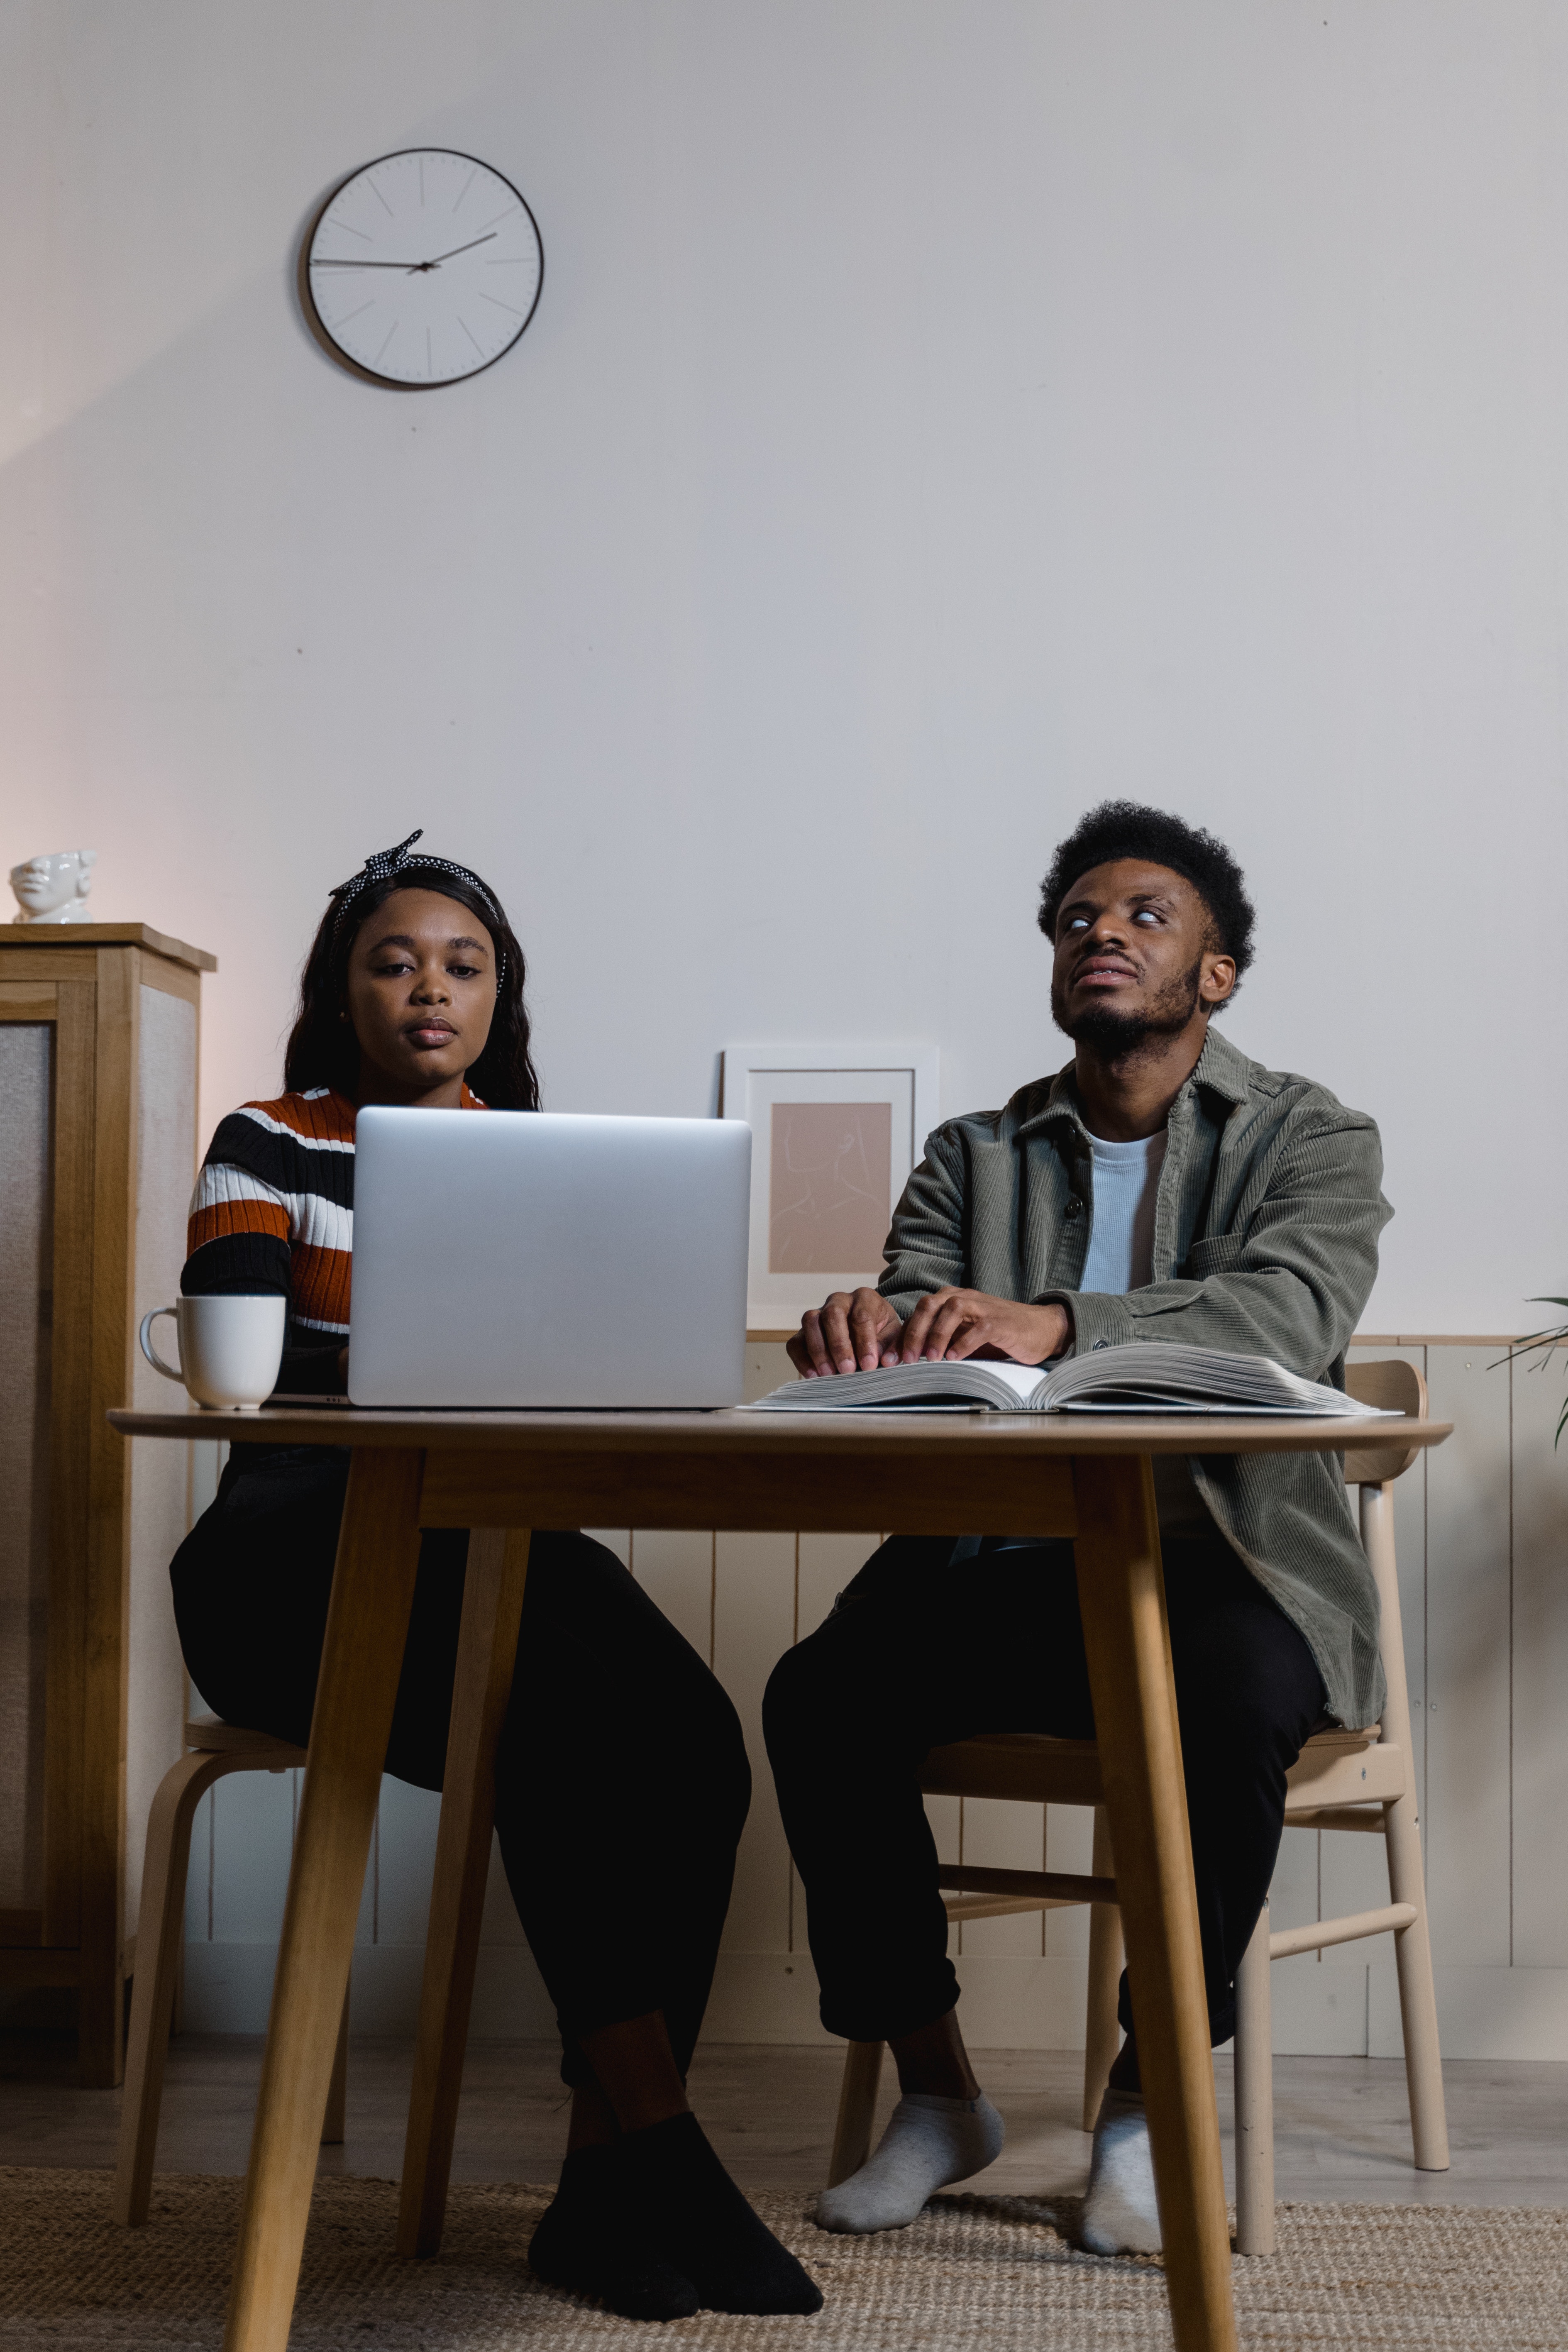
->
[3, 1, 1564, 1333]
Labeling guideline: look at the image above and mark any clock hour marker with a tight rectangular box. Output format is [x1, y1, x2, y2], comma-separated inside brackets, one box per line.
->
[333, 299, 376, 327]
[459, 319, 486, 357]
[474, 205, 518, 234]
[479, 292, 526, 317]
[368, 177, 395, 218]
[373, 321, 399, 366]
[452, 165, 478, 212]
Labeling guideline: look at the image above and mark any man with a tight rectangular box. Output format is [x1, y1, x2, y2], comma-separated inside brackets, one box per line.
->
[763, 801, 1391, 2254]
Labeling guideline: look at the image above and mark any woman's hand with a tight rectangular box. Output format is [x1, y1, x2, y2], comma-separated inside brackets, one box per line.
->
[788, 1288, 904, 1376]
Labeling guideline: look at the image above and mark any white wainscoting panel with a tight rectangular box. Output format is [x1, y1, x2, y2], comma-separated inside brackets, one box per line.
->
[1424, 1347, 1513, 1971]
[181, 1342, 1568, 2061]
[1509, 1344, 1568, 1972]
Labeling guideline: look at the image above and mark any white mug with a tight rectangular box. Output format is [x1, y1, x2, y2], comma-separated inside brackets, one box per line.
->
[139, 1294, 288, 1411]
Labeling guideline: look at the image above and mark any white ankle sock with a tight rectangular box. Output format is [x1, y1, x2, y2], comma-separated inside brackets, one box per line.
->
[814, 2091, 1005, 2235]
[1082, 2087, 1161, 2254]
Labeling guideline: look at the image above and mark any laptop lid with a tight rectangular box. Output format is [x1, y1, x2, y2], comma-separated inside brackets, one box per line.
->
[348, 1106, 751, 1408]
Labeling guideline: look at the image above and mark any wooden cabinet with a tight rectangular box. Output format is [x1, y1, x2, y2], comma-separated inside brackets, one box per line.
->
[0, 923, 214, 2083]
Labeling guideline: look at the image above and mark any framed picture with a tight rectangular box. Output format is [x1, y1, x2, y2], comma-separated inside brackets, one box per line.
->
[720, 1042, 940, 1334]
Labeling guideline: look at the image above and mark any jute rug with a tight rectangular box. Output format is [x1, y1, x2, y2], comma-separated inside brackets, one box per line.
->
[0, 2169, 1562, 2351]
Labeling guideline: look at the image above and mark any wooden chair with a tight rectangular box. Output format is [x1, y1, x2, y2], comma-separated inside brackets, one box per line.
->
[827, 1359, 1449, 2256]
[115, 1520, 525, 2259]
[113, 1716, 351, 2227]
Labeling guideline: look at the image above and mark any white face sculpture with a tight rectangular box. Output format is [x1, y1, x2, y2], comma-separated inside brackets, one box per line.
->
[9, 850, 98, 923]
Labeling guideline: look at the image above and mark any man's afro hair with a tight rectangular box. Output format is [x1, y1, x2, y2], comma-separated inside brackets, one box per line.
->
[1037, 800, 1256, 998]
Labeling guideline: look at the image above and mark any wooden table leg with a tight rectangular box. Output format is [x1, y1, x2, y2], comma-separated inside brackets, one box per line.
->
[398, 1526, 532, 2258]
[1072, 1454, 1236, 2352]
[321, 1975, 351, 2147]
[221, 1449, 426, 2352]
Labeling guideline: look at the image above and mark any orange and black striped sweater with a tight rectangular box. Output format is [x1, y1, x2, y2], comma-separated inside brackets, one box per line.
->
[181, 1084, 486, 1392]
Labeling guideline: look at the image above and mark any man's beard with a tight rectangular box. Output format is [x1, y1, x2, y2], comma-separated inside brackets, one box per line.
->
[1051, 955, 1205, 1061]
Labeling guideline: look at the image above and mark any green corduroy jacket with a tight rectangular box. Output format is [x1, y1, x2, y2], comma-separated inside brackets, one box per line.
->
[876, 1023, 1393, 1731]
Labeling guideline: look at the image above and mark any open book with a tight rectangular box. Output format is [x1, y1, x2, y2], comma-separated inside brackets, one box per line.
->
[748, 1342, 1400, 1417]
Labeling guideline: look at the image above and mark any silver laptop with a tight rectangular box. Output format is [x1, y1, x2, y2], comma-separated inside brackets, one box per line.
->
[348, 1106, 751, 1408]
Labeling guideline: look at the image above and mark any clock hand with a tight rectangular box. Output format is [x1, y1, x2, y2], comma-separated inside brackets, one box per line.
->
[310, 232, 499, 275]
[416, 231, 500, 267]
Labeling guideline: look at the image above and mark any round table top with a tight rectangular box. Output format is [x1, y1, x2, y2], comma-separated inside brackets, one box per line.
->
[108, 1401, 1453, 1461]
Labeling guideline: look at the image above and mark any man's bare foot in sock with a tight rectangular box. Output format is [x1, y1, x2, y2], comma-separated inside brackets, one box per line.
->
[816, 2006, 1004, 2235]
[816, 2091, 1006, 2232]
[1082, 2088, 1161, 2254]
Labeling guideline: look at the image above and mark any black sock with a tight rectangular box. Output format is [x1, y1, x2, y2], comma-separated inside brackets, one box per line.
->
[617, 2110, 824, 2316]
[528, 2142, 699, 2323]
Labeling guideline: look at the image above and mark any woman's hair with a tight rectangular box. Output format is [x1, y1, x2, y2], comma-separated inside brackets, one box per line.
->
[283, 843, 542, 1109]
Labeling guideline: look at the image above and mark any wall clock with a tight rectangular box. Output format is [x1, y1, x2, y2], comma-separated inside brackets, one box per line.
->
[303, 149, 543, 387]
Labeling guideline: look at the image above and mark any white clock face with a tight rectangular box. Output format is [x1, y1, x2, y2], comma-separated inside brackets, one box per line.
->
[305, 149, 543, 387]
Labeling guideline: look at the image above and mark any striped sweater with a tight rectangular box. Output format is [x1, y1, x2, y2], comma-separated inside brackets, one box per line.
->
[183, 1084, 487, 1392]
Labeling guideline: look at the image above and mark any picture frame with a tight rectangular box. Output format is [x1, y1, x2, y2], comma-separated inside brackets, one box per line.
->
[720, 1041, 940, 1335]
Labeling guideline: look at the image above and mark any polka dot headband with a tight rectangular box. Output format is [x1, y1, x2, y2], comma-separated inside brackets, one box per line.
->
[329, 830, 507, 987]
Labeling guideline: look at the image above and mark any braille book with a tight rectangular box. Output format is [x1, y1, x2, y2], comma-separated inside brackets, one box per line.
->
[748, 1342, 1401, 1416]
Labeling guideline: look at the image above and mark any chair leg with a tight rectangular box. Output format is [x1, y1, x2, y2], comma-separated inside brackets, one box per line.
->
[398, 1528, 533, 2259]
[1383, 1792, 1450, 2171]
[828, 2042, 884, 2187]
[1359, 1480, 1450, 2174]
[1082, 1805, 1123, 2130]
[1233, 1900, 1275, 2256]
[112, 1750, 247, 2226]
[321, 1973, 350, 2145]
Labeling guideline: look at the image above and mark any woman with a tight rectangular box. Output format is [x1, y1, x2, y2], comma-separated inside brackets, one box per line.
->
[172, 831, 819, 2323]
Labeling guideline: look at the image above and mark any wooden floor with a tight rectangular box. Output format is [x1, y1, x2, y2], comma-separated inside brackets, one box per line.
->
[2, 2035, 1565, 2209]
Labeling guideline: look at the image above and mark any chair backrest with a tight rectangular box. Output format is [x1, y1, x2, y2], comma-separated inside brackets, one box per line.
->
[1342, 1357, 1426, 1487]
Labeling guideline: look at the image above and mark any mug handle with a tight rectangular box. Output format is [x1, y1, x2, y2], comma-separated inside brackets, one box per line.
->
[139, 1306, 184, 1382]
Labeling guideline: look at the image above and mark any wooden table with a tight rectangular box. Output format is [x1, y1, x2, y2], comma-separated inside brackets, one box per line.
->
[110, 1401, 1451, 2352]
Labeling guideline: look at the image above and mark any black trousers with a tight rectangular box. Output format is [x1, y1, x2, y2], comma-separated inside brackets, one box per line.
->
[762, 1533, 1326, 2051]
[171, 1444, 751, 2086]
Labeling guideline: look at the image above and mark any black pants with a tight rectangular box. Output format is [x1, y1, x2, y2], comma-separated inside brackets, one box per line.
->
[171, 1444, 751, 2086]
[762, 1533, 1326, 2051]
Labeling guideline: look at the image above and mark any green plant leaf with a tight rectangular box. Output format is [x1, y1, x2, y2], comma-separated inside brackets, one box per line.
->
[1492, 1299, 1568, 1447]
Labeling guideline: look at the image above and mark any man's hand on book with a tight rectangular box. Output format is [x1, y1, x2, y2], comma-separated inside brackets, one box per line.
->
[900, 1288, 1070, 1369]
[789, 1286, 1072, 1377]
[789, 1288, 904, 1376]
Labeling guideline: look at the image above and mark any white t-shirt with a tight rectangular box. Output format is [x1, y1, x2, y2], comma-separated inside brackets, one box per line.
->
[1078, 1130, 1166, 1294]
[976, 1118, 1212, 1550]
[1077, 1124, 1210, 1537]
